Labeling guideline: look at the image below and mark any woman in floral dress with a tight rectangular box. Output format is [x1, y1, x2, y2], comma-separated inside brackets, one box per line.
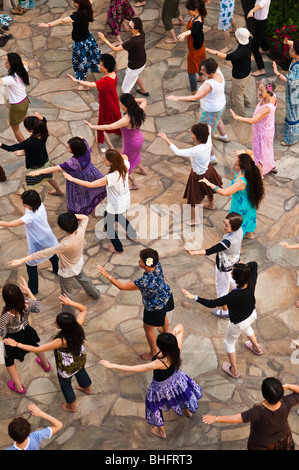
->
[106, 0, 135, 44]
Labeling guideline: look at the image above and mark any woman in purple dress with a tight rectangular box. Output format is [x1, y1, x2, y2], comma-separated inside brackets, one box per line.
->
[84, 94, 147, 190]
[29, 137, 106, 216]
[100, 323, 202, 439]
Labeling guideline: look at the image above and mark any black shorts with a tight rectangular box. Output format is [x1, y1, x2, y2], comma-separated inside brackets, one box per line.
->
[143, 294, 174, 327]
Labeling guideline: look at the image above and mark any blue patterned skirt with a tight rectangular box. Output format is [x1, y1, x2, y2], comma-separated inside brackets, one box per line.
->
[145, 369, 202, 427]
[72, 32, 102, 80]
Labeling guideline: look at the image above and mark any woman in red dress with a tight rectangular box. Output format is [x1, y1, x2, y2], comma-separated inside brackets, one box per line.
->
[67, 53, 121, 150]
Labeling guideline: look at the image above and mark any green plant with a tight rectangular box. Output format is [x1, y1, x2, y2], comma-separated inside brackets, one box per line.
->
[269, 25, 299, 59]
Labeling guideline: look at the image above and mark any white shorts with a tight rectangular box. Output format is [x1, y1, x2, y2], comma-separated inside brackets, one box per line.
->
[122, 64, 146, 94]
[215, 266, 236, 298]
[224, 309, 257, 354]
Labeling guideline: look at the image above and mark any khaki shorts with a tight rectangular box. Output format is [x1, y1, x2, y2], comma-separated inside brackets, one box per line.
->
[9, 96, 29, 126]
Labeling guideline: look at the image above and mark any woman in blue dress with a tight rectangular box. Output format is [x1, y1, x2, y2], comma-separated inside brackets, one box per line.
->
[200, 150, 264, 239]
[100, 323, 202, 439]
[97, 248, 174, 360]
[273, 39, 299, 146]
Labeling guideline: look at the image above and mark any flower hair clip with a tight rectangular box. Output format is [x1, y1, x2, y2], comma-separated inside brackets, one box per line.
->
[146, 257, 154, 267]
[266, 83, 273, 92]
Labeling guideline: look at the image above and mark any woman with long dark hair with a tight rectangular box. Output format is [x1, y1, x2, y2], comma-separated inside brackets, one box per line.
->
[0, 277, 50, 394]
[0, 112, 62, 195]
[0, 53, 29, 142]
[100, 323, 202, 439]
[200, 150, 264, 239]
[4, 294, 92, 413]
[39, 0, 101, 85]
[28, 136, 106, 216]
[63, 149, 136, 253]
[84, 93, 147, 190]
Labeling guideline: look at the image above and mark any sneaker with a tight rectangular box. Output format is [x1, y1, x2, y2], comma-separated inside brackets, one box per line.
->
[210, 155, 218, 165]
[211, 308, 229, 319]
[213, 133, 230, 143]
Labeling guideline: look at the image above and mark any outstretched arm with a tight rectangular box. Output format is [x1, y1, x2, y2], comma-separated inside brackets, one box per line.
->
[27, 404, 63, 435]
[63, 172, 108, 188]
[97, 265, 139, 291]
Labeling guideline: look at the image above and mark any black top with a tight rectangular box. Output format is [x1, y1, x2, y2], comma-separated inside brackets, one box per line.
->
[1, 117, 49, 169]
[225, 38, 252, 79]
[152, 352, 175, 382]
[70, 11, 89, 42]
[122, 32, 146, 69]
[195, 262, 258, 324]
[205, 239, 230, 270]
[190, 20, 204, 50]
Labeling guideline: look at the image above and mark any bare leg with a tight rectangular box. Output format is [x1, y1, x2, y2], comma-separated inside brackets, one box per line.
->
[35, 352, 50, 369]
[226, 351, 239, 377]
[133, 163, 148, 175]
[202, 197, 215, 210]
[216, 119, 226, 137]
[141, 323, 158, 359]
[220, 30, 232, 52]
[165, 28, 178, 43]
[61, 402, 78, 412]
[247, 333, 262, 353]
[103, 132, 115, 149]
[6, 364, 23, 392]
[172, 15, 186, 26]
[150, 425, 166, 439]
[75, 385, 93, 395]
[161, 315, 169, 333]
[48, 179, 64, 195]
[186, 205, 201, 225]
[11, 124, 25, 143]
[129, 174, 139, 190]
[136, 76, 148, 94]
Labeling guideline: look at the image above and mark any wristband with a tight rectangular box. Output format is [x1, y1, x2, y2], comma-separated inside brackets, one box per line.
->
[193, 295, 198, 301]
[213, 185, 219, 193]
[108, 275, 112, 280]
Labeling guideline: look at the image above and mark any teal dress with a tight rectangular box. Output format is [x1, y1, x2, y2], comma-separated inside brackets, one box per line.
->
[229, 174, 256, 235]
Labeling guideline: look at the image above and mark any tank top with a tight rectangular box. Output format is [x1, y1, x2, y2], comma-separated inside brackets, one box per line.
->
[200, 68, 226, 112]
[152, 352, 175, 382]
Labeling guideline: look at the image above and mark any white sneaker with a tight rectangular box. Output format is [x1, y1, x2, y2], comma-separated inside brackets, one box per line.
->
[213, 134, 230, 143]
[101, 147, 108, 153]
[211, 309, 229, 319]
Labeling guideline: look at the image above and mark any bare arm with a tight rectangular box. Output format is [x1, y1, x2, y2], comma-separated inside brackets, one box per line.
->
[0, 218, 24, 228]
[202, 413, 243, 424]
[98, 32, 124, 52]
[59, 294, 87, 326]
[67, 73, 97, 87]
[283, 383, 299, 394]
[63, 172, 108, 188]
[84, 116, 129, 131]
[39, 16, 74, 27]
[171, 323, 184, 350]
[199, 176, 246, 197]
[4, 336, 63, 352]
[99, 358, 163, 373]
[167, 83, 212, 102]
[27, 404, 63, 435]
[97, 265, 139, 291]
[230, 106, 270, 124]
[280, 242, 299, 249]
[28, 165, 62, 176]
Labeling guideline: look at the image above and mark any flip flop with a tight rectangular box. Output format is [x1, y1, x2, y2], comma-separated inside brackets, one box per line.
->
[36, 357, 51, 372]
[245, 341, 263, 355]
[222, 362, 240, 379]
[136, 89, 149, 96]
[8, 379, 26, 394]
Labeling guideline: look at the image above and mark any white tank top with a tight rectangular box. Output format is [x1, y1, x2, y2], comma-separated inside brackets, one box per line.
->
[200, 68, 226, 112]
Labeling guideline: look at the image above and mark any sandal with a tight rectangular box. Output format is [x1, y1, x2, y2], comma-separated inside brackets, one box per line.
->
[245, 341, 263, 355]
[8, 379, 26, 394]
[222, 362, 240, 378]
[136, 89, 149, 96]
[36, 357, 51, 372]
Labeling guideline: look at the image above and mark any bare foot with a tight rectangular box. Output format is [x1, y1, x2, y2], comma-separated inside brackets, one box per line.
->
[251, 70, 265, 77]
[182, 409, 193, 418]
[129, 184, 139, 190]
[134, 1, 146, 6]
[61, 402, 78, 413]
[244, 233, 254, 239]
[150, 426, 166, 439]
[133, 168, 148, 175]
[48, 190, 64, 196]
[75, 385, 93, 395]
[108, 245, 123, 254]
[202, 202, 215, 210]
[164, 38, 178, 44]
[185, 219, 201, 226]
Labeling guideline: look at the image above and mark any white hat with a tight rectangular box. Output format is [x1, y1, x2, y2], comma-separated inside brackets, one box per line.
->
[235, 28, 250, 45]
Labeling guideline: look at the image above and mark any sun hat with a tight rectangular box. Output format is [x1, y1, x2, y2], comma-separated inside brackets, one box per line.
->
[235, 28, 250, 45]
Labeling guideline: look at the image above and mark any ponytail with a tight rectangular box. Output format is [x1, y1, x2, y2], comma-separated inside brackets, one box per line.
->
[238, 153, 264, 209]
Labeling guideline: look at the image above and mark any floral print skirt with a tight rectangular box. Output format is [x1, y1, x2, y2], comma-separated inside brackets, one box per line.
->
[72, 33, 102, 80]
[145, 369, 202, 427]
[106, 0, 135, 36]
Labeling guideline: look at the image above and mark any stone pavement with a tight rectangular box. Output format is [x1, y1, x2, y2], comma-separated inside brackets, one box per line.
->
[0, 0, 298, 451]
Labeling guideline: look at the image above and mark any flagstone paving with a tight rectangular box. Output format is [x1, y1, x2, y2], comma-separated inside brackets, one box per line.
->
[0, 0, 298, 451]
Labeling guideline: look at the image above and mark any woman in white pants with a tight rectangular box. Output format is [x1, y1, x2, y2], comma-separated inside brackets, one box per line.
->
[98, 17, 148, 96]
[182, 261, 263, 378]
